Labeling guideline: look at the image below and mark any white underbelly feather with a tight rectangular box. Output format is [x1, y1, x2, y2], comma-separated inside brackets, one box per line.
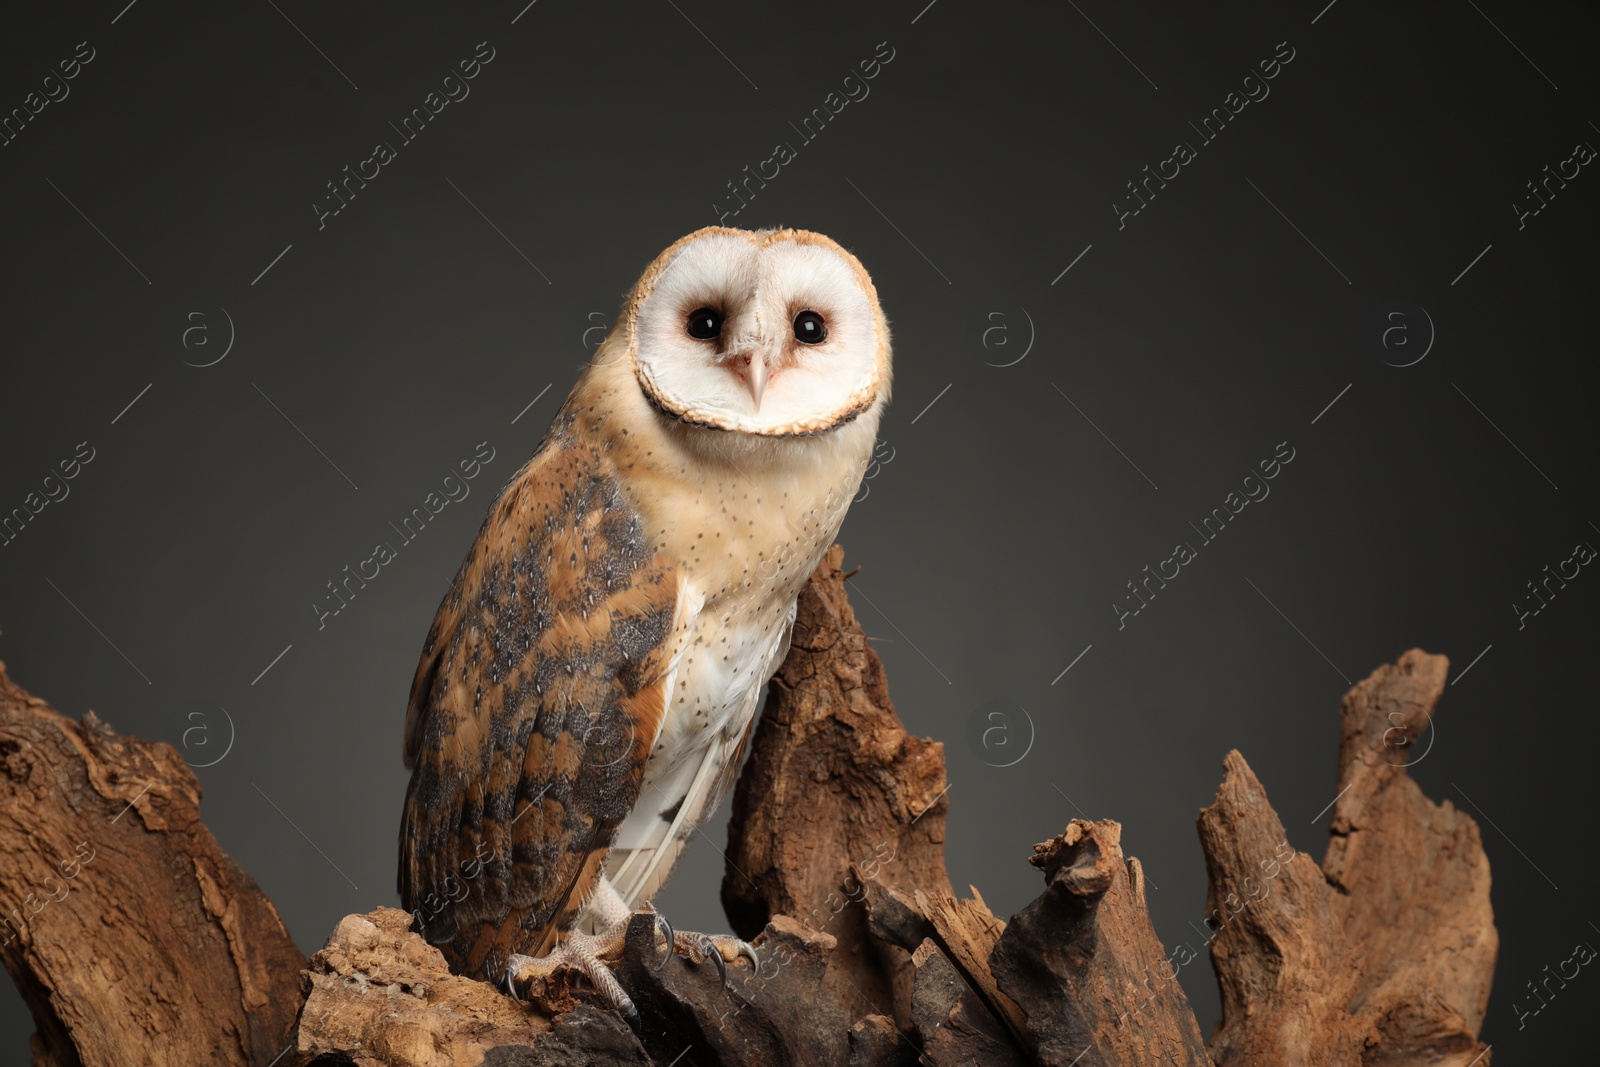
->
[601, 597, 795, 908]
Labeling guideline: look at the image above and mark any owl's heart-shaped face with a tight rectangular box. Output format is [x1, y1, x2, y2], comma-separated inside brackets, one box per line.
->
[623, 228, 889, 438]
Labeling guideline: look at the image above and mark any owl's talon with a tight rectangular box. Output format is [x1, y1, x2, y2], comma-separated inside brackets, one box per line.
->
[667, 927, 756, 986]
[652, 911, 676, 972]
[505, 939, 638, 1022]
[708, 933, 759, 972]
[704, 935, 729, 985]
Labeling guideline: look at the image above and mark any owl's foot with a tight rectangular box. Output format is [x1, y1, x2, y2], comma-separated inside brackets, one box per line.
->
[656, 911, 759, 976]
[504, 911, 757, 1023]
[504, 918, 659, 1022]
[585, 880, 756, 974]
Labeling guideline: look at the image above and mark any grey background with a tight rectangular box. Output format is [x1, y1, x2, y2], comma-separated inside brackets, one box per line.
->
[2, 0, 1595, 1060]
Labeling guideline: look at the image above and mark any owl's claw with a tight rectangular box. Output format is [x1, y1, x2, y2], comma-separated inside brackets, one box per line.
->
[651, 910, 676, 972]
[505, 936, 638, 1024]
[670, 928, 759, 985]
[730, 937, 760, 971]
[505, 911, 756, 1021]
[681, 932, 727, 984]
[638, 903, 755, 980]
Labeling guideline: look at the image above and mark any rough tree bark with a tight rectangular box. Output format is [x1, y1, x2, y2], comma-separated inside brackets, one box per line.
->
[0, 554, 1498, 1067]
[721, 545, 954, 1035]
[0, 659, 304, 1066]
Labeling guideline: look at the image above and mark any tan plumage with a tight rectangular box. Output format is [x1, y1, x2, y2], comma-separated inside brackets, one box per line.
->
[399, 227, 891, 991]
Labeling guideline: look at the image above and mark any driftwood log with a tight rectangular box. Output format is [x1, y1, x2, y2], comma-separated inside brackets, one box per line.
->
[0, 548, 1497, 1065]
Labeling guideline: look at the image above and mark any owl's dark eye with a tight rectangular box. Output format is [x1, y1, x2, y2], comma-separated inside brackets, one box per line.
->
[686, 307, 722, 340]
[793, 310, 827, 344]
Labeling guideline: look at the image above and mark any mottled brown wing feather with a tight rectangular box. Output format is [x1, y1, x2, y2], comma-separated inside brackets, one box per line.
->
[398, 410, 676, 982]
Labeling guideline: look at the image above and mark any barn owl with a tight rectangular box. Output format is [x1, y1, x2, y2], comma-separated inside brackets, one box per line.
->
[398, 226, 892, 1017]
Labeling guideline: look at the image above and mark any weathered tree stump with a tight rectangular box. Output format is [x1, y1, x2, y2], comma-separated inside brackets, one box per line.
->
[0, 553, 1498, 1066]
[0, 660, 304, 1066]
[989, 820, 1211, 1066]
[1198, 650, 1494, 1067]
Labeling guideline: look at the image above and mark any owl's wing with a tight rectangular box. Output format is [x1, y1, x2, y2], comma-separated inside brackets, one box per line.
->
[398, 424, 683, 981]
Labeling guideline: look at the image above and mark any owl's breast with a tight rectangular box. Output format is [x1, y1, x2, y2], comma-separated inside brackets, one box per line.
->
[579, 359, 881, 888]
[602, 579, 793, 880]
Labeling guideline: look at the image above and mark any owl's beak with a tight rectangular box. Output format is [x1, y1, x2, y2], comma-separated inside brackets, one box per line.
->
[743, 355, 769, 410]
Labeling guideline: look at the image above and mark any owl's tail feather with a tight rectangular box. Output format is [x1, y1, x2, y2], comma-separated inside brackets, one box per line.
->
[605, 734, 725, 908]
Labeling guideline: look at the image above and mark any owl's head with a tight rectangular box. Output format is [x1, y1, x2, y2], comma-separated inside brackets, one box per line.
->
[618, 227, 891, 437]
